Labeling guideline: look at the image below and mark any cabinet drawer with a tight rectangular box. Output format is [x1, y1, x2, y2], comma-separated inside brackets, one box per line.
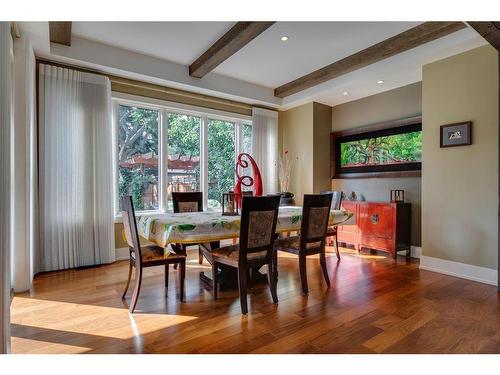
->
[358, 203, 393, 240]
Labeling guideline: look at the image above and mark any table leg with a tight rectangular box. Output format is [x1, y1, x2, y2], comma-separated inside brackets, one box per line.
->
[198, 241, 269, 290]
[200, 264, 238, 291]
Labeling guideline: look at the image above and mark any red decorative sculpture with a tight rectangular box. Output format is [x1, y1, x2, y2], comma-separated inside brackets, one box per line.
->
[233, 153, 263, 210]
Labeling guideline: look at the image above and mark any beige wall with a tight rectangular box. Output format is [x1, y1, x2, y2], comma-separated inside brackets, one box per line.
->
[280, 102, 333, 205]
[422, 45, 498, 269]
[313, 102, 333, 193]
[331, 82, 422, 246]
[281, 103, 314, 205]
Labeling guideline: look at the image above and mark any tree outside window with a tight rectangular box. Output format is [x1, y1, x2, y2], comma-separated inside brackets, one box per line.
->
[117, 105, 159, 211]
[115, 101, 252, 213]
[207, 119, 235, 208]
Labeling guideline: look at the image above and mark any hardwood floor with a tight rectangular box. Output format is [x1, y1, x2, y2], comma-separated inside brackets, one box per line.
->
[10, 247, 500, 354]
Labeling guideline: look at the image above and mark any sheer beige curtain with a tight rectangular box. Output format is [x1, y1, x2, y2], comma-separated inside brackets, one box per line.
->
[0, 22, 12, 354]
[252, 107, 278, 195]
[38, 64, 115, 272]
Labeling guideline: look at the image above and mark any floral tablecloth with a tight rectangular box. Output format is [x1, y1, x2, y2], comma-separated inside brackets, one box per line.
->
[137, 206, 353, 249]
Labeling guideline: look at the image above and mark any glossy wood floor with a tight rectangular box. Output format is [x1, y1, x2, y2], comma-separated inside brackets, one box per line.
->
[11, 247, 500, 354]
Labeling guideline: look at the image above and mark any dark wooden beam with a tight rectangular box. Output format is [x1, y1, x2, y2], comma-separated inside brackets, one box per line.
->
[49, 22, 72, 46]
[274, 22, 467, 98]
[467, 22, 500, 51]
[189, 21, 275, 78]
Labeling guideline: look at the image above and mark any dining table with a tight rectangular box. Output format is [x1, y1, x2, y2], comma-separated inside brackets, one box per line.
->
[137, 205, 353, 289]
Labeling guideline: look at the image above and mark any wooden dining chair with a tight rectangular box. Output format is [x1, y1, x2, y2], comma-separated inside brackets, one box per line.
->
[320, 190, 343, 260]
[200, 195, 281, 315]
[275, 193, 333, 294]
[121, 196, 186, 313]
[172, 192, 204, 265]
[232, 190, 254, 245]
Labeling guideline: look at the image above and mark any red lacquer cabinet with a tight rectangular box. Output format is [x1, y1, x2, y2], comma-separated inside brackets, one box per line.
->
[337, 201, 411, 259]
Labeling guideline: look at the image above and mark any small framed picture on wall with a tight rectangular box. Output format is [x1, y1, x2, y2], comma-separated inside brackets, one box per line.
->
[440, 121, 472, 148]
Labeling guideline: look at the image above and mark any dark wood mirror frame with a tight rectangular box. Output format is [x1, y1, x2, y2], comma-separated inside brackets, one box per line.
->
[331, 116, 422, 179]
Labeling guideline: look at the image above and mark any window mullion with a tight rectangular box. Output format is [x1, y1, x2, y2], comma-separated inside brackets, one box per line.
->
[160, 109, 168, 213]
[112, 101, 120, 216]
[201, 115, 208, 210]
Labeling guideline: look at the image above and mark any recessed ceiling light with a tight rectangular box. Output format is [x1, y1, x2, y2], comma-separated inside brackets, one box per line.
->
[281, 36, 289, 41]
[377, 80, 384, 84]
[342, 92, 348, 95]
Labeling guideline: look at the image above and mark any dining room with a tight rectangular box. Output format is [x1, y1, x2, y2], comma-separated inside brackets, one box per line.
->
[1, 1, 500, 369]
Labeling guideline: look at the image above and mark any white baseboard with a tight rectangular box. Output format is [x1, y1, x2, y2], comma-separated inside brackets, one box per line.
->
[420, 255, 498, 286]
[411, 246, 421, 259]
[115, 247, 130, 261]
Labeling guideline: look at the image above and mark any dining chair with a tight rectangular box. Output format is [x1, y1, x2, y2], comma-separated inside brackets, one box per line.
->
[232, 190, 254, 245]
[121, 196, 186, 313]
[200, 195, 281, 315]
[275, 193, 333, 294]
[320, 190, 343, 260]
[172, 192, 204, 265]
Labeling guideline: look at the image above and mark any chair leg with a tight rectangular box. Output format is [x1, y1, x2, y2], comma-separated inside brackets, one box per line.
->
[320, 251, 331, 288]
[165, 264, 169, 288]
[179, 259, 186, 302]
[267, 262, 278, 304]
[173, 244, 186, 270]
[129, 266, 143, 313]
[334, 235, 341, 261]
[198, 246, 203, 264]
[299, 254, 308, 295]
[273, 248, 279, 282]
[212, 262, 218, 300]
[122, 260, 133, 299]
[238, 267, 248, 314]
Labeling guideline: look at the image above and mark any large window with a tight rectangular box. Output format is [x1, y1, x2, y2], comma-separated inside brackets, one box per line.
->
[117, 105, 160, 211]
[113, 97, 252, 214]
[167, 113, 201, 210]
[207, 119, 235, 209]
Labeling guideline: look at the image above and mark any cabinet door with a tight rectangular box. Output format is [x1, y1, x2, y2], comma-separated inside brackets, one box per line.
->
[359, 203, 393, 240]
[339, 201, 357, 234]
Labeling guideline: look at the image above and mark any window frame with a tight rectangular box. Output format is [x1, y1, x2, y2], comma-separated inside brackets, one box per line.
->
[112, 92, 252, 220]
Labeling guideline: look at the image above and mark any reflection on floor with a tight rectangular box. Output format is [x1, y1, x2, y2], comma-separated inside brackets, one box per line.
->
[11, 247, 500, 353]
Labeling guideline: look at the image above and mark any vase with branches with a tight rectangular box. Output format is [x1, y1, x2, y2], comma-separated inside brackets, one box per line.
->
[278, 151, 295, 205]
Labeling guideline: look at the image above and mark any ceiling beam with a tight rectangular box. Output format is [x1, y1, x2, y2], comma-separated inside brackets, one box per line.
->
[274, 22, 467, 98]
[49, 21, 72, 46]
[189, 21, 275, 78]
[467, 22, 500, 51]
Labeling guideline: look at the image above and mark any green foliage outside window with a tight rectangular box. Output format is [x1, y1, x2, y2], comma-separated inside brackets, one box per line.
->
[117, 104, 251, 212]
[118, 105, 159, 211]
[208, 119, 235, 208]
[167, 113, 201, 159]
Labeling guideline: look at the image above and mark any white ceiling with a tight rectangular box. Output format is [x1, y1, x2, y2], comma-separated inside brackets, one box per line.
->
[281, 26, 487, 108]
[72, 21, 423, 88]
[72, 22, 233, 66]
[212, 21, 422, 87]
[24, 21, 488, 109]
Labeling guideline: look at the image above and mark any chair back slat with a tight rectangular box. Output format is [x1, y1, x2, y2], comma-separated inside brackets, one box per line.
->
[238, 195, 281, 264]
[301, 194, 333, 246]
[172, 192, 203, 213]
[121, 196, 143, 265]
